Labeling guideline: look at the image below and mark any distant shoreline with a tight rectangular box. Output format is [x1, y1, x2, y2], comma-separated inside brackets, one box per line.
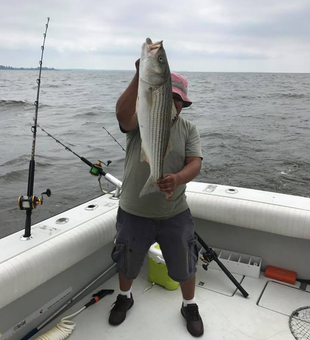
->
[0, 65, 309, 74]
[0, 65, 57, 71]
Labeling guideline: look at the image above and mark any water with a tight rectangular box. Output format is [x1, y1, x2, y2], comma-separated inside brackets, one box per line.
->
[1, 70, 310, 238]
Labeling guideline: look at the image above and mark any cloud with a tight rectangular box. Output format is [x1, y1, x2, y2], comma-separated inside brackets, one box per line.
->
[0, 0, 310, 72]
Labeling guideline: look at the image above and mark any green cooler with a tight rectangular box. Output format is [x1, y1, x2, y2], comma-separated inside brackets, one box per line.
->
[148, 243, 179, 290]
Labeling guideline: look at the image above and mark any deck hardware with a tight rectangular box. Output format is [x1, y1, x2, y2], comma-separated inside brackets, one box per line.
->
[55, 217, 69, 225]
[226, 188, 238, 194]
[203, 185, 217, 193]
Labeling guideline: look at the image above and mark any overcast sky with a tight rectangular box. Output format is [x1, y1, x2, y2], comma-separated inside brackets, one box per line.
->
[1, 0, 310, 72]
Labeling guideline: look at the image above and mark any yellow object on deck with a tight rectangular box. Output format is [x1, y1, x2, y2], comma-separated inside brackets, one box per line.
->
[148, 243, 179, 290]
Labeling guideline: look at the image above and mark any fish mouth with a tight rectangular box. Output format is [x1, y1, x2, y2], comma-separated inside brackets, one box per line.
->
[146, 38, 163, 52]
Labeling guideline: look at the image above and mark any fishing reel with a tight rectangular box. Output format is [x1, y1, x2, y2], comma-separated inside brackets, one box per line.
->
[89, 160, 111, 177]
[18, 189, 51, 210]
[199, 247, 217, 271]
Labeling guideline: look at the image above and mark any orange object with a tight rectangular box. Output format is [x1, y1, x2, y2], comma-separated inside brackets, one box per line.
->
[265, 265, 297, 284]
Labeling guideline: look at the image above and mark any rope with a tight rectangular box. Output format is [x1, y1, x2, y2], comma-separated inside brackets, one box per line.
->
[35, 307, 85, 340]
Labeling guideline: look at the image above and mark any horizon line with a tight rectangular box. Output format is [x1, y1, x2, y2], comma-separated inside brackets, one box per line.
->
[1, 66, 309, 74]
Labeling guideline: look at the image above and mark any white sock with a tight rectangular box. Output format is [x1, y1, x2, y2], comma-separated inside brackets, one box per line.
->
[183, 297, 196, 307]
[120, 287, 132, 298]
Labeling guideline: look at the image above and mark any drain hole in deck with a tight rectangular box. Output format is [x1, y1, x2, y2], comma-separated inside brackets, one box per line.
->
[85, 204, 98, 211]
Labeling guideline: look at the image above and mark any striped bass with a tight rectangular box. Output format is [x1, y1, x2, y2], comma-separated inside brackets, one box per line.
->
[137, 38, 176, 197]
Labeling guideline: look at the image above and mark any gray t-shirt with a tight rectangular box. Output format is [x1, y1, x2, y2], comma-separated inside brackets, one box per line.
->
[119, 115, 203, 218]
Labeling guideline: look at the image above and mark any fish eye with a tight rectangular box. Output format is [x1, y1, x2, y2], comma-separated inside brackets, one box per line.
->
[158, 56, 165, 63]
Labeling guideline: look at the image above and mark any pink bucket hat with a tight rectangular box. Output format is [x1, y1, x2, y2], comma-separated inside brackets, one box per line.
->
[171, 72, 192, 107]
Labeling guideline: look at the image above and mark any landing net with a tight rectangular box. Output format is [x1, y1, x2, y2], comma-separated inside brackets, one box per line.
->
[289, 306, 310, 340]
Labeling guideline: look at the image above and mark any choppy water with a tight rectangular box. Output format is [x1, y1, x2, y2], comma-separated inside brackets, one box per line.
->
[0, 70, 310, 238]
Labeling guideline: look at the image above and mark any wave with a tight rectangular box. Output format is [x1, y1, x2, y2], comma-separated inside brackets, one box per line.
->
[279, 161, 310, 183]
[199, 132, 224, 139]
[269, 93, 307, 99]
[0, 100, 52, 110]
[280, 173, 310, 184]
[0, 169, 28, 183]
[2, 154, 54, 168]
[1, 155, 30, 167]
[0, 99, 32, 108]
[46, 84, 60, 88]
[72, 111, 99, 118]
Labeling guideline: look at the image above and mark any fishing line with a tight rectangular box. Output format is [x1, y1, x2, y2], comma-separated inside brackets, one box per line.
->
[37, 124, 115, 194]
[102, 126, 126, 153]
[37, 124, 123, 197]
[38, 124, 111, 168]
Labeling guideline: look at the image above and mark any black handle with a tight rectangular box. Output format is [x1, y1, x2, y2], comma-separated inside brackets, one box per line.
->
[84, 289, 114, 308]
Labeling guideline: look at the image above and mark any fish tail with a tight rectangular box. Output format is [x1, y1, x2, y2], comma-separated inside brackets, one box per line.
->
[139, 175, 158, 198]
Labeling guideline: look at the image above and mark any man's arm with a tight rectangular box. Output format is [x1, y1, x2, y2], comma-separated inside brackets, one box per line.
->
[115, 60, 139, 132]
[157, 156, 202, 199]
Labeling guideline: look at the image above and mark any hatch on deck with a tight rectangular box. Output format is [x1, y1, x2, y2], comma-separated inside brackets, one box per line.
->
[258, 280, 310, 315]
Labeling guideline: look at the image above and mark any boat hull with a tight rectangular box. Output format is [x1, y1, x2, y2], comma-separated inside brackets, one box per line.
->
[1, 182, 310, 339]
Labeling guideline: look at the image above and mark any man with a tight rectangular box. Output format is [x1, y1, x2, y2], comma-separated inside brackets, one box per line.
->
[110, 59, 204, 337]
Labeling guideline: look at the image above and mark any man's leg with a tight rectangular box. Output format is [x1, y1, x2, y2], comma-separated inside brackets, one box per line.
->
[158, 210, 204, 337]
[180, 274, 204, 337]
[109, 273, 135, 326]
[180, 274, 195, 300]
[109, 208, 156, 326]
[119, 272, 133, 292]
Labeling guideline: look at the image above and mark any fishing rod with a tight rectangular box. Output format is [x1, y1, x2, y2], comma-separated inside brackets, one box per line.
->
[37, 124, 122, 197]
[18, 18, 51, 240]
[196, 232, 249, 298]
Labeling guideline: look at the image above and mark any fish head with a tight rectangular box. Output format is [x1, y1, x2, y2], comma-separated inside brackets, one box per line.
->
[140, 38, 170, 86]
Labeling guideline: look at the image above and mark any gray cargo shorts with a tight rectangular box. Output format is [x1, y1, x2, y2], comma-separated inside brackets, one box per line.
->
[111, 207, 198, 282]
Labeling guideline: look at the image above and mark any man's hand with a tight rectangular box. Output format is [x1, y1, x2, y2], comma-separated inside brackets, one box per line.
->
[157, 173, 179, 199]
[157, 157, 201, 199]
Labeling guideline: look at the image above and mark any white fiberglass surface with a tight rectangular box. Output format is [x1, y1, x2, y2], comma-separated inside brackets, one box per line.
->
[34, 261, 299, 340]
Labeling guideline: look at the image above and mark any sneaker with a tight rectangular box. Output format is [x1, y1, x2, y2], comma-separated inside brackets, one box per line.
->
[109, 294, 134, 325]
[181, 303, 204, 337]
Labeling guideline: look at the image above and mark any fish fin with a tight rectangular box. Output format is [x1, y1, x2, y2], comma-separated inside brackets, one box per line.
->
[135, 97, 139, 114]
[140, 144, 149, 163]
[146, 87, 153, 106]
[171, 101, 178, 121]
[164, 137, 172, 159]
[139, 175, 158, 198]
[162, 103, 176, 159]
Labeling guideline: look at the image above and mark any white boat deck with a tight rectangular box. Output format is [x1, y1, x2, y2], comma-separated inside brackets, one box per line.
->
[34, 261, 310, 340]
